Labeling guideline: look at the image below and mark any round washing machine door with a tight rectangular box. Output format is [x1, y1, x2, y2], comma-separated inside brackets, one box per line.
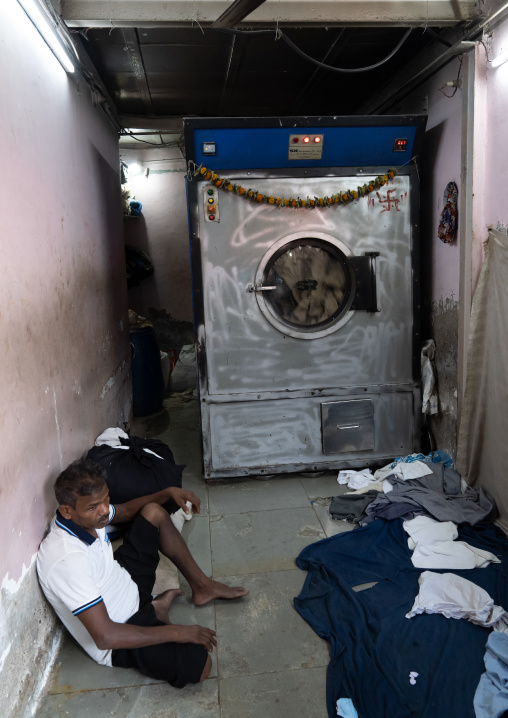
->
[254, 232, 356, 339]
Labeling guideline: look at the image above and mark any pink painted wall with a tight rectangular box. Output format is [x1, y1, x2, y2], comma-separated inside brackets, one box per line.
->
[395, 59, 462, 304]
[0, 2, 131, 588]
[392, 58, 463, 456]
[483, 18, 508, 234]
[121, 149, 193, 322]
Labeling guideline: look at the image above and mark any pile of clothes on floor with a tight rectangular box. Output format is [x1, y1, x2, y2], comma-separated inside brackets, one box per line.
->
[295, 452, 508, 718]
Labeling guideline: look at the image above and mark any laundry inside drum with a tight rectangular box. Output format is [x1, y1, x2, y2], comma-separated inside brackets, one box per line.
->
[264, 241, 350, 328]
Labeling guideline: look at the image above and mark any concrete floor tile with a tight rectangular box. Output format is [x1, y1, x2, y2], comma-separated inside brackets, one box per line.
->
[37, 678, 219, 718]
[181, 514, 212, 576]
[152, 552, 180, 595]
[182, 475, 209, 515]
[313, 504, 357, 538]
[208, 477, 311, 515]
[300, 473, 344, 500]
[353, 581, 378, 592]
[210, 507, 326, 576]
[219, 666, 328, 718]
[46, 634, 163, 695]
[214, 570, 329, 679]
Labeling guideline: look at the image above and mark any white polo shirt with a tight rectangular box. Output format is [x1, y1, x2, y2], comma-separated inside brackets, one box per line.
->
[37, 505, 139, 666]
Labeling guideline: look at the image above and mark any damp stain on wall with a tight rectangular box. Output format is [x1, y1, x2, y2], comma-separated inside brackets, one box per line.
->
[429, 295, 459, 458]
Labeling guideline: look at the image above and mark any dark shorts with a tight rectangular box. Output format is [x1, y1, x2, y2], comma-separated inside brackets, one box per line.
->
[111, 514, 208, 688]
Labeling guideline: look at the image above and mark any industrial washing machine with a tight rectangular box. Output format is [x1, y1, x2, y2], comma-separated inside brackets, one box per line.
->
[184, 116, 426, 480]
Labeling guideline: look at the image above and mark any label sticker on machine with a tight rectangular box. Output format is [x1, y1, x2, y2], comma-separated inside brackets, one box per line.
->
[288, 134, 324, 160]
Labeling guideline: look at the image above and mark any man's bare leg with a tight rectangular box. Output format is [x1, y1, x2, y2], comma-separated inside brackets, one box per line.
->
[151, 588, 184, 624]
[141, 503, 249, 606]
[200, 655, 212, 682]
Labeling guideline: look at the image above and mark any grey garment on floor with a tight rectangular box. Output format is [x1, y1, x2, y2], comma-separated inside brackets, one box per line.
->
[362, 463, 497, 526]
[329, 491, 380, 523]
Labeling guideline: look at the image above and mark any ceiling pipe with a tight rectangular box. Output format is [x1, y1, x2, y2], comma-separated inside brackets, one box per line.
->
[210, 0, 268, 29]
[358, 1, 508, 116]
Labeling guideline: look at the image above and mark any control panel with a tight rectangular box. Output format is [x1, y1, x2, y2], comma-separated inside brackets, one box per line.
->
[288, 134, 324, 160]
[203, 185, 219, 223]
[393, 138, 408, 152]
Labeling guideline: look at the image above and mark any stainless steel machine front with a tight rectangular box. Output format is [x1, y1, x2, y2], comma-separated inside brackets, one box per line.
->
[185, 117, 424, 479]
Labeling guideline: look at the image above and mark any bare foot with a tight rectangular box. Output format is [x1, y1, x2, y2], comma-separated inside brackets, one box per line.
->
[192, 580, 249, 606]
[152, 588, 184, 624]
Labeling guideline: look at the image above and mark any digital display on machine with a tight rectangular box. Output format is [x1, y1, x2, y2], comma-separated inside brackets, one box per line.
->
[393, 138, 408, 152]
[202, 142, 216, 155]
[288, 134, 324, 160]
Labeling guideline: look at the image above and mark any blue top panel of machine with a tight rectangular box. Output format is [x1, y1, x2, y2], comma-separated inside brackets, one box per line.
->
[193, 125, 418, 169]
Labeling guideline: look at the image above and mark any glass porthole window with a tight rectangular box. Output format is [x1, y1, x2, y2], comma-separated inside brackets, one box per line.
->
[255, 232, 356, 339]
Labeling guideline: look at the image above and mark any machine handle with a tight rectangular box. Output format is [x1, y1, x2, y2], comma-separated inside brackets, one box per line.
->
[248, 284, 277, 293]
[337, 424, 360, 430]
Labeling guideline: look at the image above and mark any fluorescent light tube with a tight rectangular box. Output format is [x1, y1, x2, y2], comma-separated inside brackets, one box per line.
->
[17, 0, 75, 74]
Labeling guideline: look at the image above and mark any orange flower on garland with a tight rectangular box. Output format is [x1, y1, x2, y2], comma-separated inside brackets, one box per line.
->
[197, 166, 398, 207]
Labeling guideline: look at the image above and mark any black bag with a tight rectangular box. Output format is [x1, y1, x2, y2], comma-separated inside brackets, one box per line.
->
[87, 435, 185, 532]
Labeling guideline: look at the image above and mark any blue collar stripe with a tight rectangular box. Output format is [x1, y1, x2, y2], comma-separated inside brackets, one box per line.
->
[55, 511, 96, 546]
[73, 597, 103, 615]
[55, 518, 78, 538]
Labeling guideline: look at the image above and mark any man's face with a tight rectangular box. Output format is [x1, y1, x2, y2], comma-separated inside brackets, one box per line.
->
[59, 482, 110, 534]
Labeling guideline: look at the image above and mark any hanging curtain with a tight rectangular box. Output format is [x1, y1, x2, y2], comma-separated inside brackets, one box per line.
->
[457, 228, 508, 534]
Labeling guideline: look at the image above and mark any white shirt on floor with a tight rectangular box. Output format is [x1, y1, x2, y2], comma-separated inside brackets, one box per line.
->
[406, 571, 508, 633]
[403, 516, 501, 569]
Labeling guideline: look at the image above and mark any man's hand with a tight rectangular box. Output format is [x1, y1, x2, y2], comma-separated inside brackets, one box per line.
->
[78, 601, 216, 651]
[112, 486, 201, 524]
[173, 625, 217, 652]
[166, 487, 200, 515]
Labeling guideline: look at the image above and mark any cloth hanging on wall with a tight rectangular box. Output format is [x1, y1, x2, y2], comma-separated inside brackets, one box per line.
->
[421, 339, 439, 414]
[438, 181, 458, 243]
[457, 229, 508, 536]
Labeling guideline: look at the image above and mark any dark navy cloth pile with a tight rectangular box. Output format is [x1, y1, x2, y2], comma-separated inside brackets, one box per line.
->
[294, 518, 508, 718]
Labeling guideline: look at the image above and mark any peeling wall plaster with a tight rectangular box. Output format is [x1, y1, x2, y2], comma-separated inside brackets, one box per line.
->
[0, 3, 132, 715]
[431, 297, 459, 457]
[392, 59, 462, 457]
[0, 558, 63, 718]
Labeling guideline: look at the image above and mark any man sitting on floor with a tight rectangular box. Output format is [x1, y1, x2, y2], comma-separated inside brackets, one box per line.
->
[37, 458, 248, 688]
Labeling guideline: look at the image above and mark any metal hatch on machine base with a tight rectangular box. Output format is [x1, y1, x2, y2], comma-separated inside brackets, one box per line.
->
[184, 116, 426, 479]
[321, 399, 375, 454]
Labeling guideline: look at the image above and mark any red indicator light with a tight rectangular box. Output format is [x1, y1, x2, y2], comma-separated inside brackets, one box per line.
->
[292, 137, 299, 143]
[303, 136, 310, 144]
[209, 215, 215, 221]
[314, 136, 321, 143]
[393, 138, 408, 152]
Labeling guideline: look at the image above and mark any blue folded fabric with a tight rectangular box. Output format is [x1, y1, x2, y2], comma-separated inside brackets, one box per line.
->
[129, 199, 143, 216]
[336, 698, 358, 717]
[390, 450, 453, 468]
[474, 632, 508, 718]
[294, 520, 508, 718]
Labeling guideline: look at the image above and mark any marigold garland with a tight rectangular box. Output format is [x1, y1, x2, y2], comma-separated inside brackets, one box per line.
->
[194, 165, 398, 208]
